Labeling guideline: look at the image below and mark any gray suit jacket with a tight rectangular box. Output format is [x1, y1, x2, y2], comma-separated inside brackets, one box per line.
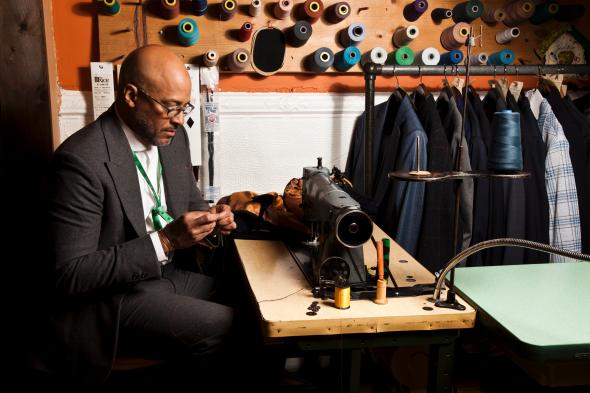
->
[43, 106, 208, 382]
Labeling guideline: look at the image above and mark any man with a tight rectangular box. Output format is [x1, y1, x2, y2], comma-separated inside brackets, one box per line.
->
[41, 45, 237, 383]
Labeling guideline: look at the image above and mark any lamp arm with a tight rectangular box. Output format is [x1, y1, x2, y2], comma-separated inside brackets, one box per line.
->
[433, 238, 590, 300]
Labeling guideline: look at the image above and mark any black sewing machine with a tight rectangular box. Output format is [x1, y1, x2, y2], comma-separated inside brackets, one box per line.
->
[287, 158, 434, 300]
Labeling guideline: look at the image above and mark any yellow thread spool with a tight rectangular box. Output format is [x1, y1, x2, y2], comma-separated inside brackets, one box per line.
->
[334, 276, 350, 309]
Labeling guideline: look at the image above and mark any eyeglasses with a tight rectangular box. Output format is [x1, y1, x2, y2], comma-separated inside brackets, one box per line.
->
[135, 85, 195, 119]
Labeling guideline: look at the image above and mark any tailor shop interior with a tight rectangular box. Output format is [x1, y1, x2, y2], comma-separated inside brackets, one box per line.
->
[5, 0, 590, 391]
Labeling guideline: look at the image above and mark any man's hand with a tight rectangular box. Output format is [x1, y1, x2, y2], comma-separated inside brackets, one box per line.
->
[211, 204, 237, 235]
[160, 211, 220, 253]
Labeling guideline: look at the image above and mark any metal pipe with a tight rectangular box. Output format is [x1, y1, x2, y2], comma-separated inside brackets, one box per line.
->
[363, 63, 377, 195]
[365, 64, 590, 76]
[433, 239, 590, 301]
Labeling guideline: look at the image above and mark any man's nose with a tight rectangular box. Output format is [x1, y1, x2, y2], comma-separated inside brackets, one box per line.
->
[170, 111, 185, 126]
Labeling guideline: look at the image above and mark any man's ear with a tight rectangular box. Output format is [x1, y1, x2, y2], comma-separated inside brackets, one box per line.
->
[122, 84, 139, 108]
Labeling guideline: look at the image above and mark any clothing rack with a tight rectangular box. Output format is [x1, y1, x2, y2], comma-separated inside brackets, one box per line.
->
[362, 63, 590, 194]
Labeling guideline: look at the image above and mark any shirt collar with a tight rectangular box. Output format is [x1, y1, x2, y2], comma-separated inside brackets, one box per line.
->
[115, 107, 154, 153]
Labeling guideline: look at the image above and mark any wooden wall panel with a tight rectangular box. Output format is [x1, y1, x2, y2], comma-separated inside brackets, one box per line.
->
[99, 1, 590, 73]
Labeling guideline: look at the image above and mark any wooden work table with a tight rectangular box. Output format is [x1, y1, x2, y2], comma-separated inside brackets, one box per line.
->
[234, 225, 476, 393]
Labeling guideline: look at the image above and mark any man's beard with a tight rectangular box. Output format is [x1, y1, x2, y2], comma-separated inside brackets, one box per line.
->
[134, 111, 173, 146]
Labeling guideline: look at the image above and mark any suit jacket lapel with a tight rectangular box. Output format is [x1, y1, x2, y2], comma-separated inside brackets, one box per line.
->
[159, 133, 188, 219]
[101, 107, 147, 237]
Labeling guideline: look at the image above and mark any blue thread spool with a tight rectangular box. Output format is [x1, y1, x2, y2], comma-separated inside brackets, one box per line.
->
[334, 46, 361, 71]
[488, 49, 515, 65]
[488, 109, 523, 172]
[101, 0, 120, 15]
[177, 18, 199, 46]
[439, 50, 464, 65]
[193, 0, 208, 16]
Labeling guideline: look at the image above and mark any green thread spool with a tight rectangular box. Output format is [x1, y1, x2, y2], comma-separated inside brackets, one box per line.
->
[388, 46, 415, 65]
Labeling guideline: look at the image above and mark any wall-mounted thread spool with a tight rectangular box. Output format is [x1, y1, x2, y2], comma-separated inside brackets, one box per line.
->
[203, 50, 218, 67]
[325, 2, 350, 24]
[305, 47, 334, 72]
[469, 52, 488, 65]
[439, 49, 464, 65]
[404, 0, 429, 22]
[339, 22, 366, 47]
[303, 0, 324, 24]
[249, 0, 262, 17]
[488, 109, 523, 172]
[101, 0, 121, 15]
[220, 0, 238, 20]
[160, 0, 180, 19]
[193, 0, 208, 16]
[238, 22, 253, 42]
[334, 46, 361, 71]
[227, 48, 250, 71]
[496, 27, 520, 45]
[274, 0, 293, 20]
[503, 0, 534, 26]
[530, 1, 559, 25]
[488, 49, 515, 65]
[440, 22, 470, 51]
[361, 47, 388, 66]
[417, 47, 440, 65]
[288, 20, 312, 47]
[452, 0, 483, 23]
[431, 8, 452, 23]
[177, 18, 199, 46]
[481, 7, 505, 24]
[393, 25, 420, 48]
[388, 46, 415, 65]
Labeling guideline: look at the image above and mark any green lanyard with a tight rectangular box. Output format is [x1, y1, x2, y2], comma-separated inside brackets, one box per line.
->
[132, 152, 174, 230]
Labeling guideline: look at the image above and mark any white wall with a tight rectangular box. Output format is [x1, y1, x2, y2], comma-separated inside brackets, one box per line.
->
[59, 89, 389, 198]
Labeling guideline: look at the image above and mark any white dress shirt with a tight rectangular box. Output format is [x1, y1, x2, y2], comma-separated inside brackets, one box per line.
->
[116, 111, 170, 264]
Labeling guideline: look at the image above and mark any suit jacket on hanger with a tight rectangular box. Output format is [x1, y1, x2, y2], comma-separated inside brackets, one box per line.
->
[36, 106, 209, 382]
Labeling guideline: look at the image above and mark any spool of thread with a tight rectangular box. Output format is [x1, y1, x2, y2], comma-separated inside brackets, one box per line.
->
[274, 0, 293, 20]
[555, 4, 585, 22]
[374, 279, 388, 305]
[249, 0, 262, 17]
[239, 22, 253, 42]
[469, 52, 488, 65]
[431, 8, 452, 23]
[101, 0, 120, 15]
[488, 49, 515, 65]
[334, 46, 361, 71]
[302, 0, 324, 24]
[334, 276, 351, 309]
[481, 7, 505, 24]
[488, 109, 523, 172]
[339, 22, 366, 47]
[325, 2, 350, 24]
[160, 0, 180, 19]
[495, 27, 520, 44]
[305, 47, 334, 72]
[193, 0, 208, 16]
[393, 25, 420, 48]
[177, 18, 199, 46]
[439, 50, 464, 65]
[220, 0, 237, 20]
[203, 50, 218, 67]
[361, 47, 388, 66]
[503, 1, 534, 26]
[403, 0, 429, 22]
[388, 46, 415, 66]
[530, 1, 559, 25]
[227, 48, 250, 71]
[417, 47, 440, 65]
[440, 22, 470, 51]
[288, 20, 312, 47]
[452, 0, 483, 23]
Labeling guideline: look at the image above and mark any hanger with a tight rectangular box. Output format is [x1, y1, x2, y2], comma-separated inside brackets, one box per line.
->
[394, 66, 407, 98]
[414, 65, 429, 100]
[537, 64, 560, 97]
[442, 65, 455, 99]
[509, 66, 524, 100]
[450, 64, 465, 96]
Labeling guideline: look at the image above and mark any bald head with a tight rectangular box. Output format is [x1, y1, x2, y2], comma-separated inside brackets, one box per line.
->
[117, 45, 190, 99]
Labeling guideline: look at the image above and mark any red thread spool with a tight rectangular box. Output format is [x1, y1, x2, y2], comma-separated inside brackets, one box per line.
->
[303, 0, 324, 24]
[239, 22, 253, 42]
[160, 0, 179, 20]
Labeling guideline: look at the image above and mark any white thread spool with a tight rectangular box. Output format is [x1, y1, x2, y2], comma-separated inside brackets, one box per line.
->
[249, 0, 262, 17]
[469, 52, 488, 65]
[393, 25, 420, 48]
[203, 50, 218, 67]
[361, 47, 387, 66]
[496, 27, 520, 44]
[417, 47, 440, 65]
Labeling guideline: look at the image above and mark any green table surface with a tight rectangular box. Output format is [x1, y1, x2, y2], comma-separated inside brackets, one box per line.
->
[453, 262, 590, 361]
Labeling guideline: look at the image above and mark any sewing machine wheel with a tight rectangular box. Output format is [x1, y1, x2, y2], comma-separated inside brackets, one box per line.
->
[319, 256, 350, 282]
